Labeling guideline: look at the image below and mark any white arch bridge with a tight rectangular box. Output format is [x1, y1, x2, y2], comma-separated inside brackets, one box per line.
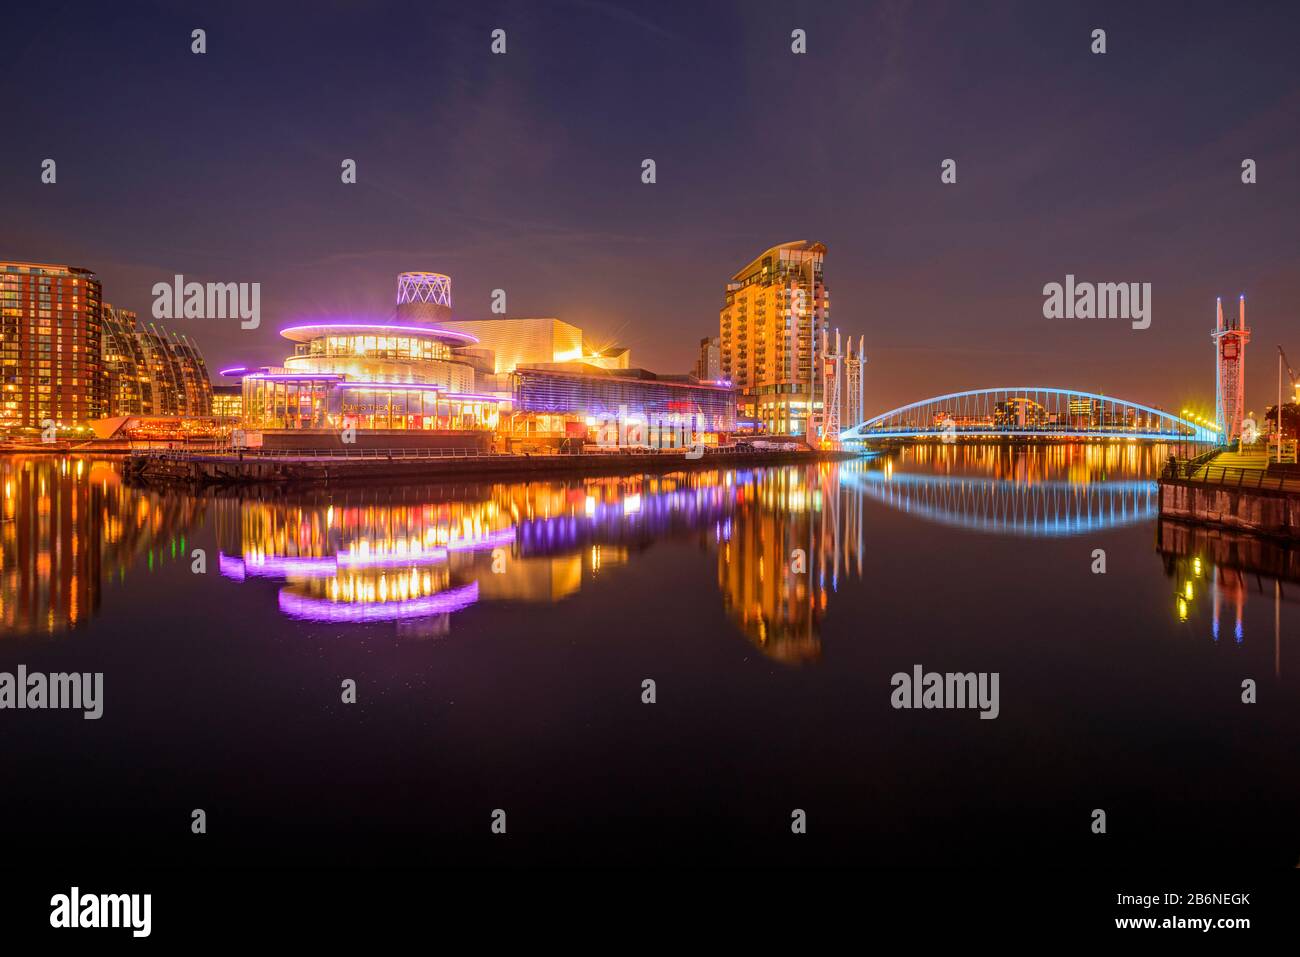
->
[839, 387, 1218, 443]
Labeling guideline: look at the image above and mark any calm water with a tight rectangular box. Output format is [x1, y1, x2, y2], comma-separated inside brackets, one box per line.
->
[2, 445, 1297, 867]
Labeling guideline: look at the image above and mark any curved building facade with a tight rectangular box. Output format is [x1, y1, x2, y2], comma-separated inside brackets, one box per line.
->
[241, 322, 496, 432]
[102, 304, 212, 416]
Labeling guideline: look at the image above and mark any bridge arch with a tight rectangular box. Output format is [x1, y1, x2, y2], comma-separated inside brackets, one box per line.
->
[839, 387, 1218, 442]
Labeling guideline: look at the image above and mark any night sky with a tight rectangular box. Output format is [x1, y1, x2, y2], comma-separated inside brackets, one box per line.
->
[6, 0, 1298, 418]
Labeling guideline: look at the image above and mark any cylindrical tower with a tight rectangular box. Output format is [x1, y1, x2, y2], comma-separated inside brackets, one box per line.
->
[395, 271, 453, 325]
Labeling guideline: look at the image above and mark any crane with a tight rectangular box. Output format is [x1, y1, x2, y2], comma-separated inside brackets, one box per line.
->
[1279, 346, 1298, 391]
[1278, 347, 1299, 461]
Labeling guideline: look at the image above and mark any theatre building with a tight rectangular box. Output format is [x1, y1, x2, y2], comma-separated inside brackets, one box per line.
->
[511, 364, 735, 449]
[235, 322, 501, 450]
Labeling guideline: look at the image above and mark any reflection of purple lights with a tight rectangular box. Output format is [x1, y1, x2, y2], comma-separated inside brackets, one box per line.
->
[218, 553, 247, 581]
[219, 552, 339, 578]
[336, 547, 449, 568]
[277, 581, 480, 622]
[446, 527, 517, 552]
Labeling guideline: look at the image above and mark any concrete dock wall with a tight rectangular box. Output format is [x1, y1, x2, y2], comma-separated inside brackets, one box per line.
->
[1158, 479, 1300, 539]
[125, 448, 854, 488]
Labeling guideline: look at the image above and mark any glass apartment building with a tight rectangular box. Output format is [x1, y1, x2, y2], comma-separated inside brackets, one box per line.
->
[102, 304, 213, 417]
[1, 262, 105, 429]
[719, 241, 830, 437]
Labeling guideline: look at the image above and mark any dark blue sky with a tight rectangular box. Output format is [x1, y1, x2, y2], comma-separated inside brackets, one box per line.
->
[6, 0, 1298, 415]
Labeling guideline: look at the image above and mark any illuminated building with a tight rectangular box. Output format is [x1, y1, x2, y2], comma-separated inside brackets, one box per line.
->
[101, 305, 212, 417]
[236, 271, 491, 437]
[102, 305, 150, 415]
[438, 316, 586, 375]
[511, 364, 735, 448]
[211, 385, 242, 424]
[1068, 396, 1097, 427]
[237, 322, 497, 439]
[0, 261, 105, 429]
[582, 344, 630, 371]
[694, 336, 721, 382]
[720, 241, 829, 437]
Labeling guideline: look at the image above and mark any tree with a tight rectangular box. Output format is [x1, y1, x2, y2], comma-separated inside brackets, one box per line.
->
[1264, 402, 1300, 439]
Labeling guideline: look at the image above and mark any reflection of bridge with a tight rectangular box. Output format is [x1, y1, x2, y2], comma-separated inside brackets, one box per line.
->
[840, 388, 1218, 442]
[840, 470, 1159, 536]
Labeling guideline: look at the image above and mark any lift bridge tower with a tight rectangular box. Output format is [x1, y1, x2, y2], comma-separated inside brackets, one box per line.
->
[1213, 295, 1250, 442]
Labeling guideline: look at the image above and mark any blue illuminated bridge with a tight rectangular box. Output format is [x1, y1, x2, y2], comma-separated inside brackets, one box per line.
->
[839, 387, 1219, 443]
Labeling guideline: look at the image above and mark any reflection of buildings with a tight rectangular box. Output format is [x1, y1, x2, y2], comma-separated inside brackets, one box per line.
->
[0, 455, 205, 635]
[716, 466, 863, 663]
[213, 467, 864, 662]
[1158, 518, 1296, 672]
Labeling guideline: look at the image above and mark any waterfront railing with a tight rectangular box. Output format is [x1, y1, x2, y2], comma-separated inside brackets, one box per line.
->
[1162, 458, 1300, 494]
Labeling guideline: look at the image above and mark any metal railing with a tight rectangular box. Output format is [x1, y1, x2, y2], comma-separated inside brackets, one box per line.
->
[1163, 458, 1300, 493]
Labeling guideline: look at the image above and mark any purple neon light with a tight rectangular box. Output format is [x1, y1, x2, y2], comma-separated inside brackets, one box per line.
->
[336, 381, 444, 391]
[445, 526, 518, 552]
[219, 552, 339, 577]
[245, 373, 346, 381]
[277, 581, 480, 623]
[278, 323, 479, 345]
[335, 546, 449, 568]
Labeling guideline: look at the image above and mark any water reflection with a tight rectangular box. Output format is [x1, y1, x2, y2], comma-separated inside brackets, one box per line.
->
[0, 448, 1288, 673]
[843, 443, 1176, 537]
[212, 466, 865, 661]
[1157, 518, 1296, 671]
[0, 455, 205, 635]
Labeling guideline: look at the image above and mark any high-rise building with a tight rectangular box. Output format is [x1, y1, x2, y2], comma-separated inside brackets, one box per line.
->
[719, 241, 829, 437]
[1, 261, 105, 429]
[694, 336, 721, 382]
[102, 304, 213, 417]
[1214, 295, 1250, 441]
[102, 304, 150, 415]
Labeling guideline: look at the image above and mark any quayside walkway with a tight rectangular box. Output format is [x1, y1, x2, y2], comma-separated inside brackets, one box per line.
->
[1160, 447, 1300, 539]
